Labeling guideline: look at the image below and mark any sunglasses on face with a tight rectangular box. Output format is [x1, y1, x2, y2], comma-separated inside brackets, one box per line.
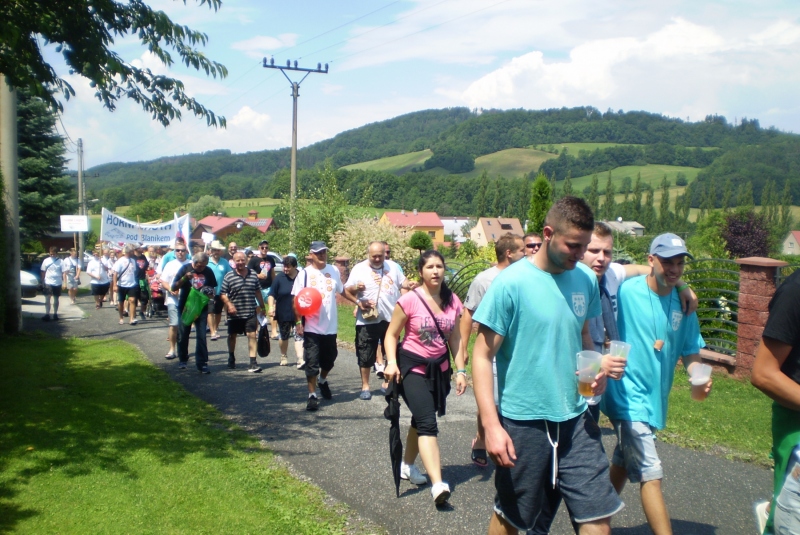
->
[526, 243, 542, 249]
[175, 249, 187, 253]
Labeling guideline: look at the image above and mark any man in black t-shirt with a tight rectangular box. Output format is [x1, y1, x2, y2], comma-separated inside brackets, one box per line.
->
[752, 268, 800, 534]
[171, 252, 217, 373]
[248, 239, 277, 333]
[134, 243, 150, 320]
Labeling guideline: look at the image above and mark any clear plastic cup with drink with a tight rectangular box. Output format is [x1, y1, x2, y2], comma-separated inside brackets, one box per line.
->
[609, 340, 631, 359]
[689, 363, 712, 401]
[577, 350, 603, 401]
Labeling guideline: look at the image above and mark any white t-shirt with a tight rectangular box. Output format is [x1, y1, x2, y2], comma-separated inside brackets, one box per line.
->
[160, 258, 190, 307]
[292, 264, 343, 335]
[41, 257, 63, 286]
[87, 258, 109, 285]
[62, 256, 80, 275]
[604, 262, 627, 320]
[113, 256, 138, 288]
[345, 260, 406, 325]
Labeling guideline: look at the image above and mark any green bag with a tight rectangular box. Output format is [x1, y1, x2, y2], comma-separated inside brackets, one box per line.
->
[181, 287, 210, 327]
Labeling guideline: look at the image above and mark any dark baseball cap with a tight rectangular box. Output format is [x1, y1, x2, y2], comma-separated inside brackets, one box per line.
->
[310, 241, 329, 253]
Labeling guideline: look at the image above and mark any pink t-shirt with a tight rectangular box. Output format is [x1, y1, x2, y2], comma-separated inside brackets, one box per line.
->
[398, 290, 463, 373]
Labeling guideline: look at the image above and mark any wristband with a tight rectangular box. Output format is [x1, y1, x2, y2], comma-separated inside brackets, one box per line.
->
[387, 359, 397, 365]
[456, 371, 467, 377]
[457, 369, 467, 374]
[677, 283, 690, 292]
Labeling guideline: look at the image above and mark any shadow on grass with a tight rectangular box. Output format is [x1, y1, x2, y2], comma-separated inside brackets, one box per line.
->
[0, 332, 245, 533]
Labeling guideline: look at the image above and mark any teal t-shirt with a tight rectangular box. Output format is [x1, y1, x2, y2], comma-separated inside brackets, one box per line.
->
[601, 276, 704, 430]
[209, 257, 232, 295]
[472, 258, 601, 422]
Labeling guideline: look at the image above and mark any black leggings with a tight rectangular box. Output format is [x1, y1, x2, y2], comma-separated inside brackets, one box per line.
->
[401, 372, 439, 437]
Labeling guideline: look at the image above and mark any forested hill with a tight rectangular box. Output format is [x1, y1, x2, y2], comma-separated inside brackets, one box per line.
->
[87, 106, 799, 209]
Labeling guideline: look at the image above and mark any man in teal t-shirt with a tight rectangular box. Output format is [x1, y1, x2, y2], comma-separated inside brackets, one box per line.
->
[601, 233, 707, 535]
[472, 196, 624, 535]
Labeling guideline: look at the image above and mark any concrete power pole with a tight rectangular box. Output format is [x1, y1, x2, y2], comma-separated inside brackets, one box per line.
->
[0, 77, 21, 333]
[77, 138, 84, 263]
[262, 58, 328, 250]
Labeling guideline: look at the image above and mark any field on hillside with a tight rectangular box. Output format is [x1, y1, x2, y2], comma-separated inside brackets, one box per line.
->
[222, 197, 280, 218]
[571, 164, 701, 192]
[341, 149, 432, 174]
[461, 148, 556, 179]
[552, 142, 634, 153]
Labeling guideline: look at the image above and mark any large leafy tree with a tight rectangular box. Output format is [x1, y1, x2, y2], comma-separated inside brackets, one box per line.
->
[1, 0, 227, 127]
[17, 88, 75, 242]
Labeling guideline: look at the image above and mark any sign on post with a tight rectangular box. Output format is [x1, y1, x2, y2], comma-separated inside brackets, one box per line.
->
[60, 215, 89, 232]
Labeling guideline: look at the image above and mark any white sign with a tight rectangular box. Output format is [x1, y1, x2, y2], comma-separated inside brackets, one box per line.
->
[201, 232, 214, 244]
[60, 215, 89, 232]
[100, 208, 191, 246]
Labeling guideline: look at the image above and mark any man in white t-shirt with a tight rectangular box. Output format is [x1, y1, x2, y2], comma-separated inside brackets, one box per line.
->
[345, 241, 414, 400]
[86, 246, 111, 309]
[160, 244, 191, 359]
[113, 244, 140, 325]
[293, 241, 355, 411]
[40, 246, 66, 321]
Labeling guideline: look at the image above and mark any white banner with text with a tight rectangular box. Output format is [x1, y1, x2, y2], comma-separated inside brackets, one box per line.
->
[100, 208, 191, 246]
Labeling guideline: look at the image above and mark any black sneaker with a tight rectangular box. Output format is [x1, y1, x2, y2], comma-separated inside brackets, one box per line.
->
[319, 381, 332, 400]
[178, 361, 187, 370]
[199, 366, 211, 374]
[42, 315, 50, 322]
[248, 364, 262, 373]
[52, 314, 59, 321]
[306, 395, 319, 411]
[227, 357, 236, 369]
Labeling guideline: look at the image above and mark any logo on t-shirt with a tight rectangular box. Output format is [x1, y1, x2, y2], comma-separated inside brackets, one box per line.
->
[671, 310, 683, 331]
[191, 273, 206, 289]
[260, 261, 271, 272]
[572, 293, 586, 317]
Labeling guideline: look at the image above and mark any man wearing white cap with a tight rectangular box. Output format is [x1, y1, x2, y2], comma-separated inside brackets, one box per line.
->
[293, 241, 355, 411]
[601, 233, 710, 535]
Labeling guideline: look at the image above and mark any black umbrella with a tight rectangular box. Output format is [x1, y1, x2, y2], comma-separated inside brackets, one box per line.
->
[384, 378, 403, 497]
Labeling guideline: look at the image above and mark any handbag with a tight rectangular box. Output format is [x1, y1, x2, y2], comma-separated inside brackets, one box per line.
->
[181, 287, 210, 326]
[412, 290, 452, 359]
[257, 325, 271, 357]
[361, 265, 384, 321]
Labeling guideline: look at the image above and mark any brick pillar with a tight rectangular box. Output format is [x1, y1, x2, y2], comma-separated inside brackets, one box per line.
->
[333, 257, 350, 305]
[734, 257, 788, 377]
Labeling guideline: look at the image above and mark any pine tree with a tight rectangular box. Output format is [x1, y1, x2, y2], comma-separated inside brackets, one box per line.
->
[587, 173, 600, 216]
[737, 181, 754, 210]
[549, 173, 558, 202]
[632, 173, 643, 221]
[780, 180, 794, 238]
[491, 178, 504, 216]
[528, 173, 552, 235]
[474, 170, 489, 217]
[602, 171, 616, 220]
[518, 179, 531, 222]
[721, 178, 734, 211]
[562, 171, 573, 197]
[641, 187, 656, 232]
[17, 88, 76, 242]
[658, 175, 671, 231]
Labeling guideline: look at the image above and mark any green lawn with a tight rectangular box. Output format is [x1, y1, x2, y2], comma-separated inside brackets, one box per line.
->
[0, 333, 349, 534]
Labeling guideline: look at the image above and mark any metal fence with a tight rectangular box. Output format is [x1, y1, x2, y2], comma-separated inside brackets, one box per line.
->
[683, 258, 741, 357]
[446, 260, 492, 302]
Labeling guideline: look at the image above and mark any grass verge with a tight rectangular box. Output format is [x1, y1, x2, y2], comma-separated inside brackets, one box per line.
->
[0, 333, 348, 534]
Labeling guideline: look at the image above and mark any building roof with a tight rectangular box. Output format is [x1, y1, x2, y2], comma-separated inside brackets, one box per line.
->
[440, 217, 472, 241]
[786, 231, 800, 243]
[474, 217, 524, 240]
[604, 220, 645, 235]
[196, 215, 273, 234]
[382, 210, 443, 228]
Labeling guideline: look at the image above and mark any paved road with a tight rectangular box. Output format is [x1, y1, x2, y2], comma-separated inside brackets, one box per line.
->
[24, 289, 772, 535]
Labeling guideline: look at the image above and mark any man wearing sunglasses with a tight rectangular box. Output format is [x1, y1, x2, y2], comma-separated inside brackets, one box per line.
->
[523, 233, 543, 257]
[249, 240, 278, 337]
[160, 238, 191, 360]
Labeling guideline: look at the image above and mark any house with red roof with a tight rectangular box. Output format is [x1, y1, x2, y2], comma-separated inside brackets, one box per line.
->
[193, 210, 274, 242]
[782, 230, 800, 255]
[380, 210, 444, 243]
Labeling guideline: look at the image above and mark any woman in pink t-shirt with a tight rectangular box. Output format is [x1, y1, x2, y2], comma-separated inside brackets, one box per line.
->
[384, 250, 466, 506]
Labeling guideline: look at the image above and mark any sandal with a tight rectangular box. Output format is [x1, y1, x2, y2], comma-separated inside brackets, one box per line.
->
[471, 438, 488, 468]
[210, 334, 220, 341]
[119, 319, 124, 325]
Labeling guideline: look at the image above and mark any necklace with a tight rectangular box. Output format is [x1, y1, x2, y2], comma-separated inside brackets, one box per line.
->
[646, 283, 673, 351]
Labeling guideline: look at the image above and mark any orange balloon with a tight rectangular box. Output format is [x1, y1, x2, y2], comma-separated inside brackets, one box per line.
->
[294, 287, 323, 316]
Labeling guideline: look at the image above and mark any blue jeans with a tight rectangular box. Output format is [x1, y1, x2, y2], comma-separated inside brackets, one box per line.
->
[177, 311, 209, 369]
[775, 459, 800, 534]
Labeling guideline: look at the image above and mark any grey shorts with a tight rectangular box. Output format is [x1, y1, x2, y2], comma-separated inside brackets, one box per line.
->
[167, 303, 179, 327]
[610, 420, 663, 483]
[494, 412, 623, 530]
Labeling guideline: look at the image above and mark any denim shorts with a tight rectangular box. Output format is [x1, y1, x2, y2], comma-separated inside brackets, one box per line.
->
[610, 420, 663, 483]
[775, 460, 800, 534]
[167, 303, 179, 327]
[494, 412, 623, 530]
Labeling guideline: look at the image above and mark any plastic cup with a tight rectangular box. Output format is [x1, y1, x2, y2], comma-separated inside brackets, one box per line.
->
[689, 363, 712, 401]
[609, 340, 631, 358]
[577, 350, 603, 398]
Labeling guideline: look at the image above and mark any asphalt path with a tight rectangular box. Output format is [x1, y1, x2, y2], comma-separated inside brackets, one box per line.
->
[23, 289, 773, 535]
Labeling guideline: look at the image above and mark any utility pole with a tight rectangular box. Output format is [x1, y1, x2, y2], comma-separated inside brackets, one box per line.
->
[77, 138, 85, 264]
[0, 77, 21, 333]
[262, 58, 328, 250]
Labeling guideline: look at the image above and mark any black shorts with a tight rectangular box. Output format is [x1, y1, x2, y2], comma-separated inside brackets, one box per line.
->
[303, 332, 338, 377]
[278, 321, 297, 340]
[44, 285, 62, 297]
[91, 283, 110, 296]
[228, 315, 258, 335]
[212, 297, 224, 315]
[355, 321, 389, 368]
[137, 280, 149, 303]
[118, 285, 139, 301]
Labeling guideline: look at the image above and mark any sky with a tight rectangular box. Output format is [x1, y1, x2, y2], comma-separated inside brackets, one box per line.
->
[43, 0, 800, 170]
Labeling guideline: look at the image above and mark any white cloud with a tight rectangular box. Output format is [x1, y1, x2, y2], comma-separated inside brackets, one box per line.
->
[321, 83, 344, 95]
[232, 34, 299, 59]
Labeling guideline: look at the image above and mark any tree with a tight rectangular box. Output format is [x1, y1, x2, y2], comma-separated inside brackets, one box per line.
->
[736, 181, 754, 210]
[517, 179, 531, 222]
[658, 175, 671, 231]
[779, 180, 794, 240]
[17, 88, 75, 242]
[491, 178, 504, 216]
[723, 210, 770, 258]
[127, 199, 175, 222]
[562, 171, 573, 197]
[189, 195, 223, 220]
[587, 173, 600, 216]
[474, 170, 489, 217]
[408, 230, 433, 253]
[602, 171, 616, 220]
[631, 173, 643, 221]
[2, 0, 227, 127]
[527, 173, 552, 235]
[330, 217, 415, 268]
[224, 225, 266, 249]
[455, 239, 478, 261]
[640, 187, 656, 231]
[721, 178, 734, 211]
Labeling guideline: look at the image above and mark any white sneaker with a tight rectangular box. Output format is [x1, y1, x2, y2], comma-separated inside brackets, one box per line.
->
[431, 481, 451, 505]
[374, 362, 385, 376]
[400, 462, 427, 485]
[754, 500, 769, 535]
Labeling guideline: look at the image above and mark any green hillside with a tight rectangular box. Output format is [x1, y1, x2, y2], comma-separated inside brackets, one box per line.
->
[461, 148, 556, 178]
[342, 149, 432, 174]
[572, 165, 701, 192]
